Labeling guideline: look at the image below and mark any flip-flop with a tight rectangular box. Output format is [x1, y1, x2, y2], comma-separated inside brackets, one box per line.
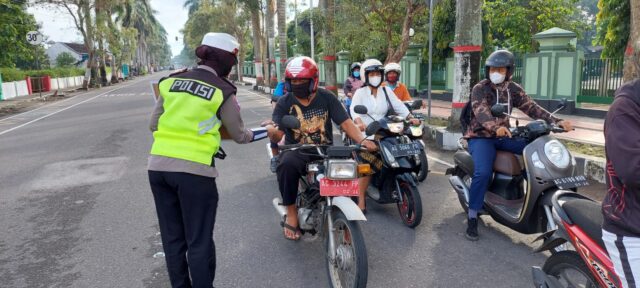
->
[280, 216, 301, 241]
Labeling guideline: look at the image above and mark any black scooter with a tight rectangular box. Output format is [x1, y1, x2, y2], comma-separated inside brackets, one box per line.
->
[354, 104, 424, 228]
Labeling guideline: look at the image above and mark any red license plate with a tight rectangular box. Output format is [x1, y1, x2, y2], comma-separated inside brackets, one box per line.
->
[320, 178, 359, 197]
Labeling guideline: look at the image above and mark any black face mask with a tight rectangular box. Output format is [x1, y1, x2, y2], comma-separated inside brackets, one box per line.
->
[291, 83, 312, 99]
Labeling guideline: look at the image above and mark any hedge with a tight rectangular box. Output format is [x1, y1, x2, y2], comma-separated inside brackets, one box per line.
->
[0, 67, 84, 82]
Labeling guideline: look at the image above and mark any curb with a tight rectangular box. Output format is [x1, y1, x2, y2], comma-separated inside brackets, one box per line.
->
[424, 124, 606, 184]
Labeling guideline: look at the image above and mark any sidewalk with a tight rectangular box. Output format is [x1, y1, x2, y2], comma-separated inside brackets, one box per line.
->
[240, 76, 605, 146]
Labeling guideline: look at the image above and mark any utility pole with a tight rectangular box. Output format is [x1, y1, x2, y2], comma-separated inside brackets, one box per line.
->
[320, 0, 337, 95]
[449, 0, 482, 132]
[426, 0, 434, 122]
[309, 0, 315, 59]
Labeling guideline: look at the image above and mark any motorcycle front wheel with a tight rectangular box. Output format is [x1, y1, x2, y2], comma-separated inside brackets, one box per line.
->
[542, 251, 598, 288]
[325, 210, 368, 288]
[397, 180, 423, 228]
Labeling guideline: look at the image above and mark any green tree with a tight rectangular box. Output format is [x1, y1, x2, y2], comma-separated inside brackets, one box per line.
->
[483, 0, 587, 53]
[594, 0, 629, 58]
[55, 52, 77, 67]
[0, 1, 42, 68]
[333, 0, 426, 63]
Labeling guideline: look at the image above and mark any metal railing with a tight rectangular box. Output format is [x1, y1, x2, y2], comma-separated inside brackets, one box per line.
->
[578, 58, 624, 104]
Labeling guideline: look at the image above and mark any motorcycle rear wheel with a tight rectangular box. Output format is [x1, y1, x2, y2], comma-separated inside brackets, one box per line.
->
[542, 251, 598, 288]
[326, 210, 368, 288]
[416, 151, 428, 182]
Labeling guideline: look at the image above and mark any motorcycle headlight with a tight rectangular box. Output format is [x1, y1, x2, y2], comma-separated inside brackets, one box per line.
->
[388, 122, 404, 134]
[410, 125, 423, 137]
[544, 140, 570, 169]
[326, 160, 357, 179]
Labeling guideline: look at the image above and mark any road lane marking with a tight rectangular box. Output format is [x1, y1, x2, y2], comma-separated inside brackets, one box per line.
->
[0, 79, 146, 137]
[427, 155, 454, 167]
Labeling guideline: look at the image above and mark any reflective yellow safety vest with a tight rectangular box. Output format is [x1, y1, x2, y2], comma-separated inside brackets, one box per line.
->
[151, 77, 224, 166]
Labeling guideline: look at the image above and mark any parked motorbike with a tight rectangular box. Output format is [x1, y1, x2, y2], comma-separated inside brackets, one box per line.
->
[272, 115, 369, 288]
[531, 190, 621, 288]
[445, 100, 589, 250]
[403, 100, 429, 182]
[354, 104, 424, 228]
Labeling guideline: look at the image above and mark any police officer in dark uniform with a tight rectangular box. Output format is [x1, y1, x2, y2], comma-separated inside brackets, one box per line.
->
[148, 32, 268, 288]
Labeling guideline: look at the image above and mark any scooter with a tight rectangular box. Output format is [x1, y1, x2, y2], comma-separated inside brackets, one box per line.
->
[272, 115, 369, 288]
[445, 100, 589, 249]
[403, 100, 428, 182]
[355, 104, 424, 228]
[531, 190, 621, 288]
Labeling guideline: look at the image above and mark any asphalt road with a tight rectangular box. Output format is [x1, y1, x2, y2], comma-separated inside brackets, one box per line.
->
[0, 72, 603, 288]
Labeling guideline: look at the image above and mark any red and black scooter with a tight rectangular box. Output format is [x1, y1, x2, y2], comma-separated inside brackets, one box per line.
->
[531, 190, 621, 288]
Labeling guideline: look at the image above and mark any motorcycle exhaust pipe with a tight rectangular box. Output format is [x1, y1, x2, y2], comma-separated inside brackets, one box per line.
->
[272, 197, 287, 219]
[449, 175, 470, 203]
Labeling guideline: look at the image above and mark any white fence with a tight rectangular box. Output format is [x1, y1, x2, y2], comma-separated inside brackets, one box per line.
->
[1, 76, 84, 100]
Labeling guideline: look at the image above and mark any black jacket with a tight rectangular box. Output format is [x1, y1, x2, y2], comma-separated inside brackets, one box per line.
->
[602, 79, 640, 237]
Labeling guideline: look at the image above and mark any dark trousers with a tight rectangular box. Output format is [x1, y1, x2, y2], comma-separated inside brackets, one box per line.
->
[148, 171, 219, 288]
[467, 138, 527, 212]
[276, 150, 318, 206]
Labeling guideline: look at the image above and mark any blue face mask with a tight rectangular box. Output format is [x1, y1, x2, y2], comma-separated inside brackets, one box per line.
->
[353, 71, 360, 78]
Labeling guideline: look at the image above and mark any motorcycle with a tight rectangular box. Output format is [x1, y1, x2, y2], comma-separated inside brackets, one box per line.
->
[531, 190, 621, 288]
[403, 100, 429, 182]
[272, 115, 369, 288]
[445, 99, 589, 250]
[354, 104, 424, 228]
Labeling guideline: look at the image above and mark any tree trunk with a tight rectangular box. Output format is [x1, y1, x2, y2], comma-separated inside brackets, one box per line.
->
[449, 0, 483, 132]
[321, 0, 338, 95]
[623, 0, 639, 81]
[82, 0, 94, 89]
[277, 0, 288, 77]
[386, 3, 417, 63]
[266, 0, 277, 87]
[251, 10, 264, 85]
[111, 56, 120, 84]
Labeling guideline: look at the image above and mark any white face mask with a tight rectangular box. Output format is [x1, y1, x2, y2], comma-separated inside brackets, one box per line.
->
[368, 76, 382, 87]
[490, 72, 506, 84]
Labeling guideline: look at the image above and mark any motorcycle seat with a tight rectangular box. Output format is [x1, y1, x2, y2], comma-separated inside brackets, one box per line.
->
[561, 197, 605, 249]
[493, 151, 522, 176]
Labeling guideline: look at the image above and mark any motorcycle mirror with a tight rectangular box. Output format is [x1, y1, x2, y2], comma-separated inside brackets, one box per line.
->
[411, 100, 423, 110]
[365, 121, 381, 136]
[557, 98, 568, 111]
[281, 115, 301, 129]
[490, 104, 507, 117]
[353, 105, 368, 114]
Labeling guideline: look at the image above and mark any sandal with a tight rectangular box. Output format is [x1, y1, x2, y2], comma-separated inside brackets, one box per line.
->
[280, 215, 301, 241]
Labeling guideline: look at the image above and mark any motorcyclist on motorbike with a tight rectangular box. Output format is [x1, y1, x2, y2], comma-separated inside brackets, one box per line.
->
[350, 59, 421, 212]
[463, 49, 573, 241]
[343, 62, 364, 115]
[382, 62, 413, 102]
[264, 56, 376, 240]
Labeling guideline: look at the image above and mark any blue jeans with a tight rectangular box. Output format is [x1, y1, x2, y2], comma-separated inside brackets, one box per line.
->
[467, 138, 527, 211]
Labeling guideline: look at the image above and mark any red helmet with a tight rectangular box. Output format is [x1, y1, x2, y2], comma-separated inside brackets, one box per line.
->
[284, 56, 319, 94]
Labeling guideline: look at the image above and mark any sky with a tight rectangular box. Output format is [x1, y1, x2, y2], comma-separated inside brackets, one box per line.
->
[27, 0, 317, 58]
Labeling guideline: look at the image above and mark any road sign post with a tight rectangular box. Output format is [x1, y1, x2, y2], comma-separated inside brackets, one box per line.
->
[26, 31, 44, 99]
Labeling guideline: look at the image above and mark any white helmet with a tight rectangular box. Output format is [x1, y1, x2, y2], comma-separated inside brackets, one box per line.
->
[360, 59, 384, 82]
[384, 62, 401, 75]
[201, 32, 239, 55]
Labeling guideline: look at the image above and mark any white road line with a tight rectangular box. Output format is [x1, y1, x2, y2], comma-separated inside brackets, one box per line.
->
[0, 80, 142, 137]
[427, 155, 455, 168]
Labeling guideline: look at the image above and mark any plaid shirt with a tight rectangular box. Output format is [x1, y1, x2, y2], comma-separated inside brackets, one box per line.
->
[465, 79, 561, 138]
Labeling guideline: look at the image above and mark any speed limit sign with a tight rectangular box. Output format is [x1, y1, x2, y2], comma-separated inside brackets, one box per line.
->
[26, 31, 43, 45]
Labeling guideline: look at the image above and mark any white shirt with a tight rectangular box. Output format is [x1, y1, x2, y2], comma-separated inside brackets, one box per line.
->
[350, 86, 410, 138]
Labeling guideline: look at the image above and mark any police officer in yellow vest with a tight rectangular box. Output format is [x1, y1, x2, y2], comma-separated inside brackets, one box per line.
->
[148, 32, 268, 288]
